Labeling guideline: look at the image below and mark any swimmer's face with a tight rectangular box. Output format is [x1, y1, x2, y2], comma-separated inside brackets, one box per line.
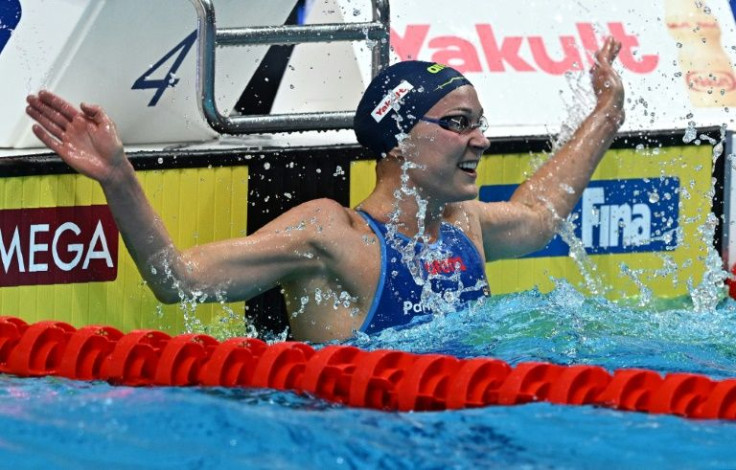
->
[401, 85, 490, 205]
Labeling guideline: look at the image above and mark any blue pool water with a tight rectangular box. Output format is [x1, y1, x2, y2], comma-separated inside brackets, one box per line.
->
[2, 281, 736, 469]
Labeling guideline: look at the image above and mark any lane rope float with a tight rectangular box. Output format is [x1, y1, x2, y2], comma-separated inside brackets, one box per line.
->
[1, 316, 735, 419]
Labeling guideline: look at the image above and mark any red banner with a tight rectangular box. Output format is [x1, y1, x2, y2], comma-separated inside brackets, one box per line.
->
[0, 205, 119, 287]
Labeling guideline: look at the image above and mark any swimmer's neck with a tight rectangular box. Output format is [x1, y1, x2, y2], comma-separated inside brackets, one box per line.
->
[358, 179, 447, 241]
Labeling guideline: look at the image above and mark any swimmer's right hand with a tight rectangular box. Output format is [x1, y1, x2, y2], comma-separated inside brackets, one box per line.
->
[26, 91, 128, 184]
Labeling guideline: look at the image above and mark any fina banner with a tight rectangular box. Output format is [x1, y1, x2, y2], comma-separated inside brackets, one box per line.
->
[475, 144, 713, 299]
[480, 178, 680, 257]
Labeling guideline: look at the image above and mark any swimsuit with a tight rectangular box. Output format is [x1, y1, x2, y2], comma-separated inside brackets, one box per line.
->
[358, 211, 490, 334]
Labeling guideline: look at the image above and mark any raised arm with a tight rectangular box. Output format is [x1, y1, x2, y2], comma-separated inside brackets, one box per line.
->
[480, 37, 625, 261]
[25, 91, 321, 303]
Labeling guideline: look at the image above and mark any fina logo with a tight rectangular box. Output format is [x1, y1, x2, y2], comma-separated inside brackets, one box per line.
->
[479, 177, 680, 257]
[0, 0, 22, 55]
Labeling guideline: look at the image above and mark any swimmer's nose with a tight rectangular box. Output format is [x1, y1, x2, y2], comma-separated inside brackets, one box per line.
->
[470, 128, 490, 151]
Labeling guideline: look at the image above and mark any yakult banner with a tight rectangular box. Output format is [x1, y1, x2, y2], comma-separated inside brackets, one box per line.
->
[276, 0, 736, 136]
[390, 0, 736, 134]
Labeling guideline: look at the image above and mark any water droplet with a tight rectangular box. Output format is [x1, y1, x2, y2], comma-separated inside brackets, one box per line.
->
[683, 121, 697, 143]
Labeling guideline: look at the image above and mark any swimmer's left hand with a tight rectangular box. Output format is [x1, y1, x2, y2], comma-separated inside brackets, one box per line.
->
[590, 36, 625, 128]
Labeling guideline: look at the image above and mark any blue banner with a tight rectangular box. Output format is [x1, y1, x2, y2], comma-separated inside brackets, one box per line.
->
[479, 178, 680, 257]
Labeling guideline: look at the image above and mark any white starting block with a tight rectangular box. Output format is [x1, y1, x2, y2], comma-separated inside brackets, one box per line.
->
[0, 0, 299, 148]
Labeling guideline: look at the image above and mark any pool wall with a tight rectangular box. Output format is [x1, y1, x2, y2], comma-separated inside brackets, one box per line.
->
[0, 132, 724, 334]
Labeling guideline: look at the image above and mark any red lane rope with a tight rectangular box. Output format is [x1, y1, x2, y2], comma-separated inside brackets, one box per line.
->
[1, 316, 735, 419]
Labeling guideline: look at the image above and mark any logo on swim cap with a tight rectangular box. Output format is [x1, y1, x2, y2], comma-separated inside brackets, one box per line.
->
[371, 80, 415, 123]
[426, 63, 447, 74]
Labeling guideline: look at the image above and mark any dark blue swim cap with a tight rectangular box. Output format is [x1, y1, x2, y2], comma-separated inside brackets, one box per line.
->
[353, 61, 472, 156]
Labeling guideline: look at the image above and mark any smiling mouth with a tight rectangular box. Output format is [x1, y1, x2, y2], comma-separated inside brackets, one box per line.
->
[457, 161, 479, 174]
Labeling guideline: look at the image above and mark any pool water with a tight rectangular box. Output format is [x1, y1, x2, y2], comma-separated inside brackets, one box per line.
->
[2, 281, 736, 469]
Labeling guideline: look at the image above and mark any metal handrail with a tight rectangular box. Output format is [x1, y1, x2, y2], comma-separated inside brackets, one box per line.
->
[189, 0, 391, 135]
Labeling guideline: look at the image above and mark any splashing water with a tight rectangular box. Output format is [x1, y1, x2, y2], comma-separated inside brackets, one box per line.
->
[547, 65, 729, 312]
[349, 280, 736, 378]
[147, 247, 253, 340]
[683, 121, 698, 143]
[552, 71, 596, 152]
[556, 213, 607, 297]
[685, 125, 729, 312]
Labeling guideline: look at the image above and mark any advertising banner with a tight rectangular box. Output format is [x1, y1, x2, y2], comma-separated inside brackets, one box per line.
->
[476, 144, 713, 299]
[0, 205, 118, 287]
[5, 0, 736, 147]
[278, 0, 736, 137]
[0, 166, 248, 335]
[390, 0, 736, 135]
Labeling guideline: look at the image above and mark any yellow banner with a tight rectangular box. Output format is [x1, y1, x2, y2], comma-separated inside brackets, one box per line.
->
[0, 166, 248, 335]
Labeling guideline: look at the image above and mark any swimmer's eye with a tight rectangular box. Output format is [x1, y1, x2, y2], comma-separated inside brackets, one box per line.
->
[419, 115, 489, 134]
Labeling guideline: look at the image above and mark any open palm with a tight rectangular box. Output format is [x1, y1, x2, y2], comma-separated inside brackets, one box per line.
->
[26, 91, 126, 184]
[590, 37, 625, 126]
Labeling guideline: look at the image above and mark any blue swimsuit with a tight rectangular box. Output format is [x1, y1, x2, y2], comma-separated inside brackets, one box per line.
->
[358, 211, 490, 334]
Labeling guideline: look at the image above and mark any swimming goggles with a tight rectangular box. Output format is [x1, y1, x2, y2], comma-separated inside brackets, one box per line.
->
[419, 114, 489, 134]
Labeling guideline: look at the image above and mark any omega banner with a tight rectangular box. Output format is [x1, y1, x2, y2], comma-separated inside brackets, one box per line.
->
[0, 168, 248, 334]
[0, 205, 118, 287]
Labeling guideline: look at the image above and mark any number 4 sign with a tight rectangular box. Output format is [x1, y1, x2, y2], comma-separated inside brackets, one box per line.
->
[132, 30, 197, 106]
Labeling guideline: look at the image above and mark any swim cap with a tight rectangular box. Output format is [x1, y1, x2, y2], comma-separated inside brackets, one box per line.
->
[353, 61, 472, 156]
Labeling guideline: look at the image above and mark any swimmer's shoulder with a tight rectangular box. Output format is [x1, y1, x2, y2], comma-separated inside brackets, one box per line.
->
[271, 198, 374, 238]
[275, 199, 378, 269]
